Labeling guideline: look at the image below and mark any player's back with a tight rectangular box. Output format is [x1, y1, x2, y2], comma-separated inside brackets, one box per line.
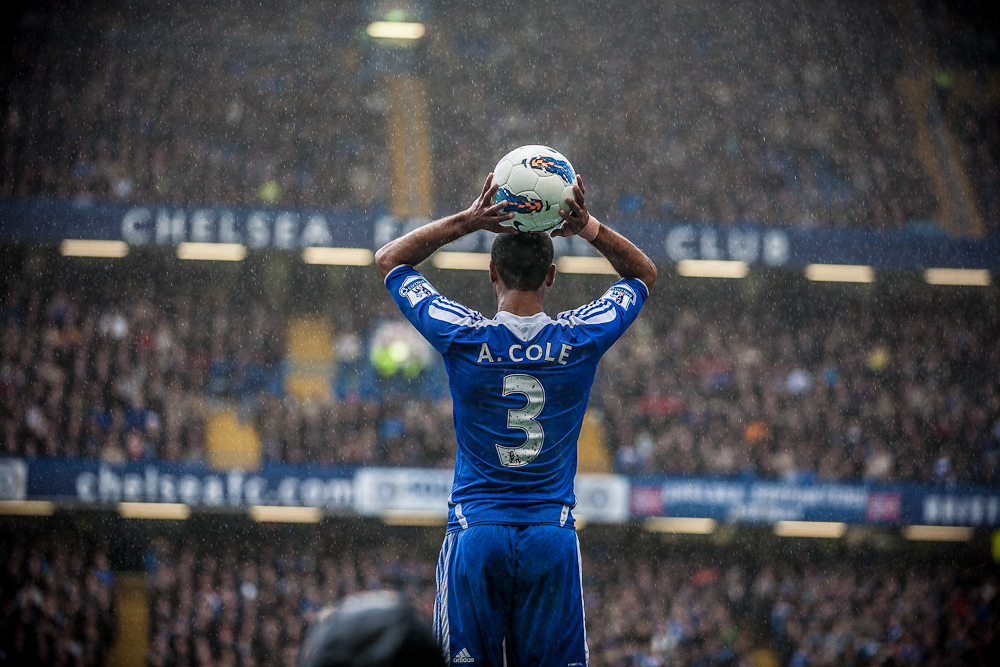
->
[443, 309, 604, 530]
[385, 265, 648, 533]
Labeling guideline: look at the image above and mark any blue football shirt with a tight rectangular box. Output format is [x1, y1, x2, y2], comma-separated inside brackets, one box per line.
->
[385, 264, 648, 531]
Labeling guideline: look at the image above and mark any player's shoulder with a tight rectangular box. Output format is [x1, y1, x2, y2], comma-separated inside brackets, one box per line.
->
[427, 296, 488, 329]
[555, 278, 647, 325]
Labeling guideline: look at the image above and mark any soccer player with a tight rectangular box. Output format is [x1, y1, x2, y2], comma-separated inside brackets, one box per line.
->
[375, 173, 656, 667]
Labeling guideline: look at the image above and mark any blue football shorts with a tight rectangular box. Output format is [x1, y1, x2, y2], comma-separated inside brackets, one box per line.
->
[433, 524, 589, 667]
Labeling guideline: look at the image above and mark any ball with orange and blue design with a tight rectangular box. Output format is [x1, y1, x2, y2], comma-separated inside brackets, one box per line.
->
[492, 145, 576, 233]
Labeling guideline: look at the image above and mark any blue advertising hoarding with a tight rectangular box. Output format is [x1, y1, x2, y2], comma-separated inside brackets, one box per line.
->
[3, 458, 999, 528]
[2, 198, 998, 271]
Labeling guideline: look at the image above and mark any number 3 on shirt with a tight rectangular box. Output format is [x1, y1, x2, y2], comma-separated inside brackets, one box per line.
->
[496, 373, 545, 467]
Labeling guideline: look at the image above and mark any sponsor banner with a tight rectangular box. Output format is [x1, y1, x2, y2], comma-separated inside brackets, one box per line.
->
[353, 468, 631, 521]
[6, 457, 1000, 527]
[0, 459, 28, 500]
[909, 490, 1000, 527]
[629, 478, 870, 524]
[631, 477, 1000, 527]
[354, 467, 454, 516]
[3, 199, 999, 270]
[12, 458, 354, 510]
[574, 474, 630, 523]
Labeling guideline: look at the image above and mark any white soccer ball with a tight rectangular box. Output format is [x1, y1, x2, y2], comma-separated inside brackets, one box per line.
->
[492, 145, 577, 233]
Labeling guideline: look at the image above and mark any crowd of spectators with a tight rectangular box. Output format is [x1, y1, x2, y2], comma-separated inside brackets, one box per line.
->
[430, 0, 939, 230]
[3, 265, 999, 484]
[1, 0, 384, 211]
[141, 531, 1000, 667]
[4, 0, 987, 231]
[0, 531, 117, 666]
[597, 300, 1000, 484]
[0, 273, 285, 461]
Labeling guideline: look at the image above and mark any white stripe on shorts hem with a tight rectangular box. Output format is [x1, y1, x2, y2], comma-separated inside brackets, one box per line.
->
[576, 534, 590, 666]
[435, 533, 455, 664]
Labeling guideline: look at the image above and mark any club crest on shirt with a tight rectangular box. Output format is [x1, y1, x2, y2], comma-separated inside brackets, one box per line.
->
[399, 275, 438, 306]
[601, 283, 636, 309]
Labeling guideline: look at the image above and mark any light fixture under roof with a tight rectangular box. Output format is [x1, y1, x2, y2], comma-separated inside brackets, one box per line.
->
[556, 256, 617, 275]
[923, 268, 990, 286]
[644, 517, 717, 534]
[366, 21, 426, 40]
[903, 525, 974, 541]
[60, 239, 129, 258]
[302, 247, 375, 266]
[676, 259, 748, 278]
[774, 520, 847, 538]
[432, 251, 491, 270]
[118, 502, 190, 520]
[177, 242, 247, 261]
[249, 505, 322, 523]
[805, 263, 874, 283]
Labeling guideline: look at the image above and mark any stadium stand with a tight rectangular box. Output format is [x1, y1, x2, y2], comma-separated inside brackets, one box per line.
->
[4, 0, 987, 231]
[0, 530, 118, 666]
[2, 259, 997, 483]
[3, 520, 998, 667]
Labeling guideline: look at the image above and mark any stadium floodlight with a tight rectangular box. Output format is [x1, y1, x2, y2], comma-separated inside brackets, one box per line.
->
[556, 256, 617, 275]
[676, 259, 748, 279]
[923, 268, 991, 287]
[644, 517, 717, 534]
[431, 251, 492, 270]
[60, 239, 129, 258]
[302, 247, 375, 266]
[249, 505, 322, 523]
[118, 502, 190, 520]
[366, 21, 426, 40]
[773, 520, 847, 538]
[903, 525, 974, 542]
[0, 500, 56, 516]
[381, 510, 448, 526]
[177, 242, 247, 261]
[804, 263, 874, 283]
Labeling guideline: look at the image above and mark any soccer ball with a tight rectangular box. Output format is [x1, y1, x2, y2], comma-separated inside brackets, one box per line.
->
[492, 145, 576, 233]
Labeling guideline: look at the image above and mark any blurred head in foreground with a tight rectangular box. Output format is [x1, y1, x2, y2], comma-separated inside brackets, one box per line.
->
[298, 591, 445, 667]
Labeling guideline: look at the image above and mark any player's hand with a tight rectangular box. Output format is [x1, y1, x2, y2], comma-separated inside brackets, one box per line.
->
[461, 173, 517, 234]
[552, 174, 590, 238]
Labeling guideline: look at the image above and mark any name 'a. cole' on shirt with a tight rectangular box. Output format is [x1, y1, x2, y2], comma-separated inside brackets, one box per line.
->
[385, 264, 648, 532]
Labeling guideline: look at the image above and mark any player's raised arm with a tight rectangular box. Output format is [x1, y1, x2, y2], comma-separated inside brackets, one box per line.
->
[374, 174, 516, 279]
[552, 175, 658, 289]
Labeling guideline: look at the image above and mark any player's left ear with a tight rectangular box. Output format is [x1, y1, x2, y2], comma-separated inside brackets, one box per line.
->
[545, 264, 556, 287]
[489, 260, 500, 285]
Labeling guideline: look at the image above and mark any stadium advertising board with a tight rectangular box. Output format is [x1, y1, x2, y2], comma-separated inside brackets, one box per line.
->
[0, 459, 355, 510]
[4, 458, 999, 528]
[629, 477, 1000, 527]
[353, 468, 630, 522]
[3, 199, 999, 270]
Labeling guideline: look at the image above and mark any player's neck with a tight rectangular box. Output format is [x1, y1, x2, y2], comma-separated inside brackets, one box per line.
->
[496, 290, 546, 318]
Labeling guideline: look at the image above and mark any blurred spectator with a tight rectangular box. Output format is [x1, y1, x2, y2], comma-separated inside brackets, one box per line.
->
[0, 533, 117, 666]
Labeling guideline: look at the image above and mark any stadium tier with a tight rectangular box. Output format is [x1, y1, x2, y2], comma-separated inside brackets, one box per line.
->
[1, 0, 997, 234]
[1, 254, 997, 485]
[2, 517, 999, 667]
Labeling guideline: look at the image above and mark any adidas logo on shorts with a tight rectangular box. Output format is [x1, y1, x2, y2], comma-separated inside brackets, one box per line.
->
[453, 647, 475, 663]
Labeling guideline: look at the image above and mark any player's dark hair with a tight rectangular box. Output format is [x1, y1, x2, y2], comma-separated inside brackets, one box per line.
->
[490, 232, 554, 292]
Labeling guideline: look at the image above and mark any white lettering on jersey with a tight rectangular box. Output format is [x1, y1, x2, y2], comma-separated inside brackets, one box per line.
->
[475, 343, 572, 365]
[399, 275, 438, 307]
[601, 283, 636, 309]
[477, 343, 494, 363]
[558, 344, 572, 365]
